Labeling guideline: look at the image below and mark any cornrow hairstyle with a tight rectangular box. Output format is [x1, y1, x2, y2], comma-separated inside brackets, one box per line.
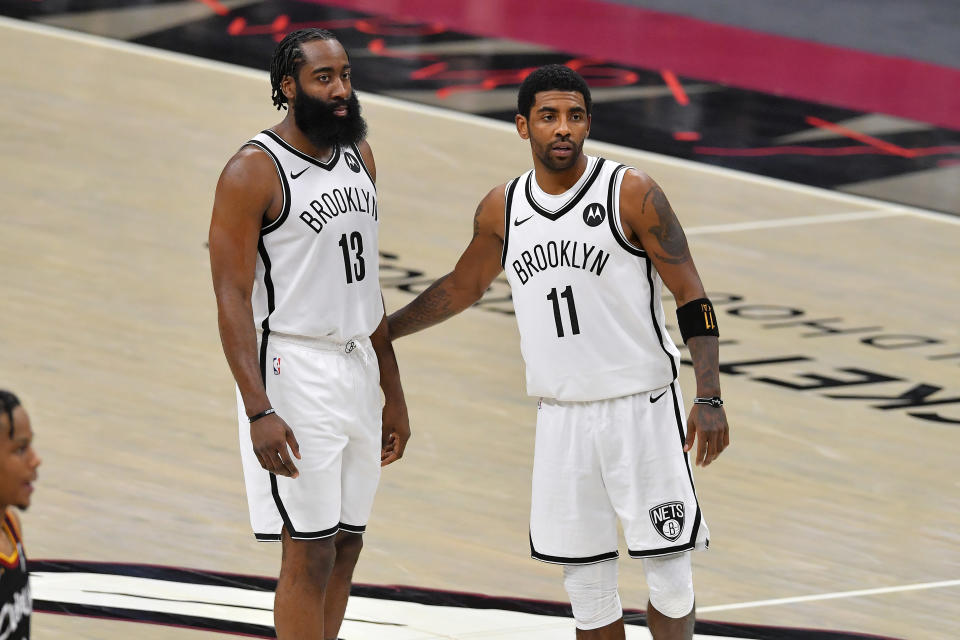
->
[517, 64, 593, 119]
[0, 390, 20, 439]
[270, 28, 339, 110]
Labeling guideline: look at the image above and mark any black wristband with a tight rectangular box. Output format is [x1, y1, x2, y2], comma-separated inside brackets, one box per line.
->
[248, 408, 276, 423]
[676, 297, 719, 343]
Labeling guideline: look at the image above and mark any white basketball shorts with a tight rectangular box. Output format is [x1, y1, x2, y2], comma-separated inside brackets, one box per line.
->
[237, 333, 382, 541]
[529, 381, 709, 564]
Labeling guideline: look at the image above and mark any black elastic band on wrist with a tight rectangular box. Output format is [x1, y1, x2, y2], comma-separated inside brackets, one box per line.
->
[676, 297, 719, 343]
[248, 408, 276, 423]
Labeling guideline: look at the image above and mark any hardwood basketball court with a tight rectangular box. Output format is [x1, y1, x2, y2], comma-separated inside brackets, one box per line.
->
[1, 17, 957, 640]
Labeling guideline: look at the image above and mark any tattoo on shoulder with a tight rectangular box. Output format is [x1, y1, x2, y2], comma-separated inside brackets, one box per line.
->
[642, 185, 690, 265]
[472, 201, 483, 238]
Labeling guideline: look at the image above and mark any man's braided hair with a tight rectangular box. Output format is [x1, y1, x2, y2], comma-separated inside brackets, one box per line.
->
[270, 28, 339, 110]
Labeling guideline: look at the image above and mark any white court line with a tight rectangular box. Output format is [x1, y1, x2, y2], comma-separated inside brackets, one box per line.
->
[685, 209, 908, 234]
[698, 579, 960, 613]
[3, 15, 959, 228]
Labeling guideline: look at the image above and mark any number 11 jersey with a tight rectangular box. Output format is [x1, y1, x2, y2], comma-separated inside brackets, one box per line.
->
[501, 156, 681, 402]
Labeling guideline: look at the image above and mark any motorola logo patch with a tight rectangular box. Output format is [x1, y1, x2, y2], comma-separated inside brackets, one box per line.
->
[649, 501, 685, 542]
[583, 203, 606, 227]
[344, 153, 361, 173]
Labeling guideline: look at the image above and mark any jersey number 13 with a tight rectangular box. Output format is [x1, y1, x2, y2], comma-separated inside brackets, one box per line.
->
[338, 232, 366, 284]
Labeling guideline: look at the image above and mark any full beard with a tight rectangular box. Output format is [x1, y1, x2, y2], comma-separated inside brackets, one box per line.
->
[293, 86, 368, 151]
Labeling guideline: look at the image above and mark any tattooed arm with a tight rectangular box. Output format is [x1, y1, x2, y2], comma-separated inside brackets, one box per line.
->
[620, 170, 729, 466]
[388, 186, 507, 339]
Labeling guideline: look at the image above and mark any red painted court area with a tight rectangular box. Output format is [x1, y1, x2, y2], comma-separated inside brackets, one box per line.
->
[312, 0, 960, 130]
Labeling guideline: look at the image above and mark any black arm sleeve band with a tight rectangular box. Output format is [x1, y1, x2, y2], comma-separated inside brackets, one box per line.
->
[676, 298, 719, 343]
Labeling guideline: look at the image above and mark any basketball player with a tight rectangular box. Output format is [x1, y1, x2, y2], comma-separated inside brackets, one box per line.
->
[0, 390, 40, 640]
[388, 65, 729, 639]
[209, 29, 410, 640]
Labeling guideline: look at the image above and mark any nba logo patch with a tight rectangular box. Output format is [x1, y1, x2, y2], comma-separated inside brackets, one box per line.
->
[649, 501, 685, 542]
[272, 357, 281, 375]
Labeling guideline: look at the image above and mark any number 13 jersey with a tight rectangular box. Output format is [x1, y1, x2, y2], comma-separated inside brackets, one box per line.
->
[502, 156, 681, 402]
[245, 131, 383, 343]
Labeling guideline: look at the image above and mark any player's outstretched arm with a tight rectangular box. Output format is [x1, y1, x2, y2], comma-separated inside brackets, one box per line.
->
[388, 187, 507, 339]
[209, 148, 301, 478]
[619, 170, 730, 467]
[370, 307, 411, 466]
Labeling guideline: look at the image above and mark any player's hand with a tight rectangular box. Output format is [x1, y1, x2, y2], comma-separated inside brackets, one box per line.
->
[380, 398, 410, 466]
[684, 404, 729, 467]
[251, 414, 301, 478]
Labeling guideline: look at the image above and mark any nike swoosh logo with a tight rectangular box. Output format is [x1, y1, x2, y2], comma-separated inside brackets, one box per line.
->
[290, 167, 308, 179]
[650, 389, 668, 403]
[514, 215, 534, 226]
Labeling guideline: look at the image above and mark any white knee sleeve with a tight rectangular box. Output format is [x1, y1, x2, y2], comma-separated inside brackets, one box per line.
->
[562, 560, 622, 630]
[643, 552, 695, 618]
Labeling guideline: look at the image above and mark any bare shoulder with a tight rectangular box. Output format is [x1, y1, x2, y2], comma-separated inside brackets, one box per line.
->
[356, 139, 376, 182]
[213, 145, 278, 220]
[619, 167, 658, 206]
[474, 183, 508, 238]
[218, 145, 277, 194]
[480, 183, 508, 210]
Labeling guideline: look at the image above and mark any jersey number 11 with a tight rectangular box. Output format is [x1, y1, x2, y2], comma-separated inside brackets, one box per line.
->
[547, 285, 580, 338]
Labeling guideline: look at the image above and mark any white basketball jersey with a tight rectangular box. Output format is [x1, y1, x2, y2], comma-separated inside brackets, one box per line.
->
[502, 156, 681, 401]
[245, 131, 383, 344]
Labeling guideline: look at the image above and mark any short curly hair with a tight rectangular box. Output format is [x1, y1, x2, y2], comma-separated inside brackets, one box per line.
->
[517, 64, 592, 119]
[270, 28, 339, 110]
[0, 390, 20, 438]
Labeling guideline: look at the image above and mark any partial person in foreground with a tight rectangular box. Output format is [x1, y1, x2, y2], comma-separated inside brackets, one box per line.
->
[209, 29, 410, 640]
[388, 65, 729, 639]
[0, 390, 41, 640]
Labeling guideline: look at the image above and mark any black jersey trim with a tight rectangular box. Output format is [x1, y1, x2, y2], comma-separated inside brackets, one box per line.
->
[606, 164, 647, 257]
[529, 533, 619, 565]
[245, 140, 291, 235]
[671, 380, 705, 549]
[626, 541, 697, 558]
[500, 178, 520, 268]
[644, 260, 679, 381]
[625, 381, 706, 558]
[256, 238, 276, 384]
[261, 129, 341, 171]
[265, 475, 341, 540]
[350, 142, 376, 186]
[338, 522, 367, 534]
[289, 524, 340, 540]
[523, 157, 606, 220]
[254, 533, 282, 542]
[268, 473, 296, 536]
[255, 238, 286, 537]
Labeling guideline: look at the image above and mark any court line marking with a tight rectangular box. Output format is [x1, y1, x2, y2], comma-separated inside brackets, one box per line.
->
[698, 578, 960, 613]
[2, 15, 958, 229]
[685, 209, 908, 234]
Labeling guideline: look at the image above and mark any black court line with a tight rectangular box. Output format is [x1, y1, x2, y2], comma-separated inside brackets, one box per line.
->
[31, 560, 902, 640]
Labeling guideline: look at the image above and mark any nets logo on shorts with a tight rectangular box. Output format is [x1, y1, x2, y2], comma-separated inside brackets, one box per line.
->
[649, 501, 685, 542]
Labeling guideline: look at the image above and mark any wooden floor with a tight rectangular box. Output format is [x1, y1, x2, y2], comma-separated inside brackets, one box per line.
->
[1, 17, 958, 640]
